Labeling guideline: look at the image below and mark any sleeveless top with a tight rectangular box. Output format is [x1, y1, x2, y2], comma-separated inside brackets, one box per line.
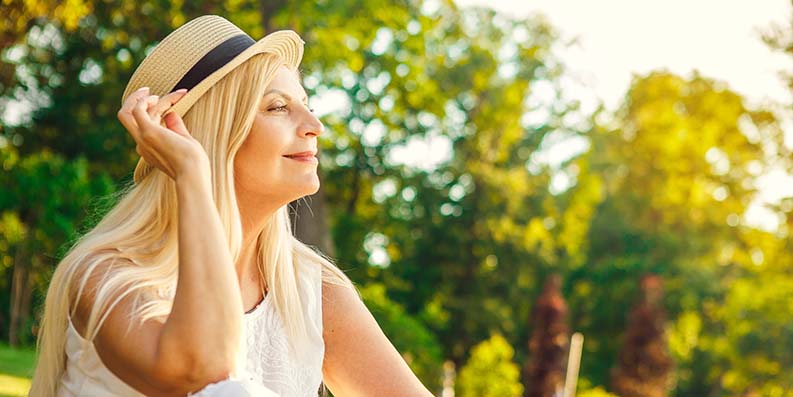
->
[57, 264, 325, 397]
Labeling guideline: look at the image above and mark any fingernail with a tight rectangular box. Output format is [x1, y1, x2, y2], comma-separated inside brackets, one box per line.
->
[175, 88, 187, 93]
[137, 86, 149, 92]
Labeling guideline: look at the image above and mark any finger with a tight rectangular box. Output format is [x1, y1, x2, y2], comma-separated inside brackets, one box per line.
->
[132, 96, 161, 136]
[118, 87, 150, 136]
[145, 95, 161, 122]
[122, 87, 151, 113]
[150, 89, 188, 118]
[133, 100, 162, 146]
[163, 112, 191, 137]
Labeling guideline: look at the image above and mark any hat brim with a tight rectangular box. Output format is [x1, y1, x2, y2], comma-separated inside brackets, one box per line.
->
[133, 30, 305, 184]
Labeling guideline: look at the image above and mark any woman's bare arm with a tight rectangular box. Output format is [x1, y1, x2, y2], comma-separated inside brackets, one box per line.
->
[71, 88, 244, 396]
[321, 282, 434, 397]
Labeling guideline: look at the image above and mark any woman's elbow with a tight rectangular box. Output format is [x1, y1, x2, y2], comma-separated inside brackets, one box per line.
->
[151, 343, 237, 395]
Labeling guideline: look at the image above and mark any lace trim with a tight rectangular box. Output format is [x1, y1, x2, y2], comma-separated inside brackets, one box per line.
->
[242, 291, 323, 397]
[244, 291, 271, 316]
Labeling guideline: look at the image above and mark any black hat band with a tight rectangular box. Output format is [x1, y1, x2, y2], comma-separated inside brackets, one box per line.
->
[172, 34, 256, 92]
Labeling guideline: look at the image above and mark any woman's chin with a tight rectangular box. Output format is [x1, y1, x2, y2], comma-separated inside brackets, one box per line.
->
[305, 180, 321, 196]
[293, 178, 321, 199]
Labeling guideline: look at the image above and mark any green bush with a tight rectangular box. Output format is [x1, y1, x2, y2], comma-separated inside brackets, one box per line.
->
[456, 333, 523, 397]
[578, 387, 621, 397]
[359, 283, 444, 391]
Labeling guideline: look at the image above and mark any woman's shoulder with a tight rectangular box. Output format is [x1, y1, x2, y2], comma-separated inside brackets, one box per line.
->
[70, 249, 139, 335]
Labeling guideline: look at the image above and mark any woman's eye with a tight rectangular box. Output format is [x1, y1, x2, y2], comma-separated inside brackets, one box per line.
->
[268, 104, 288, 112]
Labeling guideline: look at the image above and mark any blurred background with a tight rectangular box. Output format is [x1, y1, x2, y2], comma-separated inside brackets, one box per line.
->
[1, 1, 793, 396]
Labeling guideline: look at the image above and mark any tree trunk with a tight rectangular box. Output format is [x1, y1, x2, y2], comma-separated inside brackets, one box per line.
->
[257, 0, 332, 256]
[9, 248, 31, 346]
[19, 256, 34, 343]
[259, 0, 287, 32]
[611, 275, 674, 397]
[523, 274, 569, 397]
[292, 182, 335, 257]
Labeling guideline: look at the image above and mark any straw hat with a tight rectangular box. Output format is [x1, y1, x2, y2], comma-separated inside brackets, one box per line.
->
[121, 15, 305, 183]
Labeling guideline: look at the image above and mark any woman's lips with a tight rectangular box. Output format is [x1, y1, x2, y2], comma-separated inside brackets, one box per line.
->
[283, 154, 318, 164]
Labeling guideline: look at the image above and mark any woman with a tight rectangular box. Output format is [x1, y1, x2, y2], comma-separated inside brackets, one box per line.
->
[29, 15, 434, 397]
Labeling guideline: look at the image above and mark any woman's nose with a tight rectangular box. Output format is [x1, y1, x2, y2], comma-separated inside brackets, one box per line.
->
[300, 107, 325, 137]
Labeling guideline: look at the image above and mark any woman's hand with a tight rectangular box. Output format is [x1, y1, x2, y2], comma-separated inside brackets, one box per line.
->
[117, 87, 210, 181]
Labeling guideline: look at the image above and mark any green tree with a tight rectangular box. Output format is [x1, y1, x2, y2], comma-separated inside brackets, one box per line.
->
[259, 0, 568, 370]
[0, 0, 232, 346]
[316, 4, 592, 372]
[456, 332, 524, 397]
[0, 146, 114, 344]
[575, 70, 785, 394]
[7, 3, 793, 395]
[359, 283, 444, 392]
[577, 387, 619, 397]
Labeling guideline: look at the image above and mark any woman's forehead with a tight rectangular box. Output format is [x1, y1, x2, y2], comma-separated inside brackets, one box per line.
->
[264, 66, 307, 99]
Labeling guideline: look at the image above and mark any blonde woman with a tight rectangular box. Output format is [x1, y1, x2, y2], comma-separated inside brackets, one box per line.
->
[29, 15, 434, 397]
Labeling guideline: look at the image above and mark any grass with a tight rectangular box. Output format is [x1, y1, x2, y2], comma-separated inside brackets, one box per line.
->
[0, 343, 35, 397]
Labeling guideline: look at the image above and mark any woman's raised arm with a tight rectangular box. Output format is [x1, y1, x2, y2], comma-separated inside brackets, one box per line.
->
[70, 87, 245, 397]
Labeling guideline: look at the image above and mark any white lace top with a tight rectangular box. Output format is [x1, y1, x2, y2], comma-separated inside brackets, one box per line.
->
[239, 262, 325, 397]
[57, 263, 325, 397]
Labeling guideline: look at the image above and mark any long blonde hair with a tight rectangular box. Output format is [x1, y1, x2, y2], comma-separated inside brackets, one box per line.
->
[30, 53, 355, 397]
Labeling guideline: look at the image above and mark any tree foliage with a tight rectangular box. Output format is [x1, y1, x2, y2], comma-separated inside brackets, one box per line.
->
[359, 283, 444, 391]
[456, 333, 524, 397]
[1, 1, 792, 395]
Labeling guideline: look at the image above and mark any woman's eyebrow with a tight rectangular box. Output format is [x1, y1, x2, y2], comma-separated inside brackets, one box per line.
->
[263, 89, 308, 103]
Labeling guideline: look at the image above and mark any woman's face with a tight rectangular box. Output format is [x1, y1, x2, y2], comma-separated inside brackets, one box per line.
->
[234, 65, 324, 205]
